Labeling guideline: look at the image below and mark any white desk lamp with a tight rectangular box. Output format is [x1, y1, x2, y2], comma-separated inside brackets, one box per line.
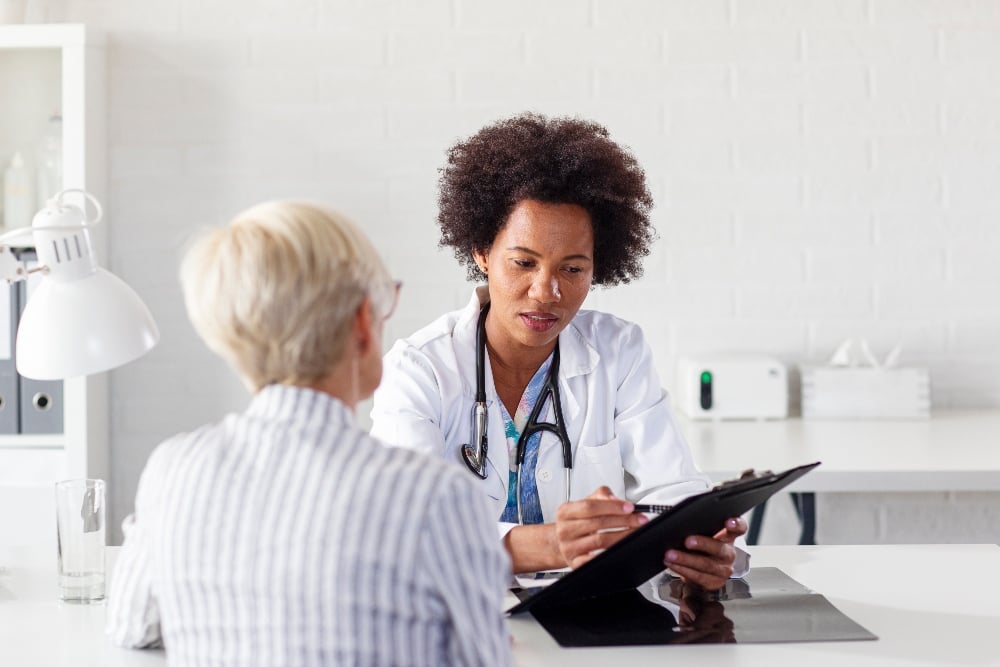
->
[0, 189, 159, 380]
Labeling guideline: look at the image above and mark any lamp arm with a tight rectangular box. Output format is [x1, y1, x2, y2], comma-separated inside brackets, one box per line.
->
[0, 246, 30, 285]
[0, 226, 36, 246]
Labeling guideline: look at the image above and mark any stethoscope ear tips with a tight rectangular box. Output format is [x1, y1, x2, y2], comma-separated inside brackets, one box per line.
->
[461, 445, 489, 480]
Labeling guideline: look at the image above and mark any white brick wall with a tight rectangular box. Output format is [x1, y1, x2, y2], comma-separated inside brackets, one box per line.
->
[49, 0, 1000, 544]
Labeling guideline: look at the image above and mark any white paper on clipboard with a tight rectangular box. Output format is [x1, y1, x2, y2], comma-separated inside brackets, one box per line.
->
[514, 568, 570, 590]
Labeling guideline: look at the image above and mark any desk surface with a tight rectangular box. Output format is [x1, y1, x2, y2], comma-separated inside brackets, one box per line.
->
[2, 543, 999, 666]
[679, 409, 1000, 492]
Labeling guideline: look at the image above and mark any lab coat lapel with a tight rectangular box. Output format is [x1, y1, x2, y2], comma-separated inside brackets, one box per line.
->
[536, 320, 599, 461]
[453, 286, 490, 397]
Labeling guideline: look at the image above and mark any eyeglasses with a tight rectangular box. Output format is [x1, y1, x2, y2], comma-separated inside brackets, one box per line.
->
[375, 280, 403, 321]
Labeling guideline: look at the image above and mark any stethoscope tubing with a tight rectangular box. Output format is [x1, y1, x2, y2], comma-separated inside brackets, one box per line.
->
[461, 302, 573, 524]
[514, 344, 572, 523]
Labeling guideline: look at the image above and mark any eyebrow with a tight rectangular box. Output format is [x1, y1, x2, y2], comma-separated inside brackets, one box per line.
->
[506, 246, 593, 262]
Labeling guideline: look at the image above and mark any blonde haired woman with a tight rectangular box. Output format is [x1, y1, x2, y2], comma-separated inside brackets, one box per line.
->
[108, 201, 512, 667]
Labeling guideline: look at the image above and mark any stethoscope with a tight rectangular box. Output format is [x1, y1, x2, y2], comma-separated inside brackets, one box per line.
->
[460, 302, 573, 524]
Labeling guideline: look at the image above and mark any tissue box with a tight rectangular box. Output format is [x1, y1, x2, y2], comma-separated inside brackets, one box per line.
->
[800, 366, 930, 419]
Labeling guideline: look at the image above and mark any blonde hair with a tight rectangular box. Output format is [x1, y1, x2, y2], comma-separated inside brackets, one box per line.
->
[180, 201, 392, 392]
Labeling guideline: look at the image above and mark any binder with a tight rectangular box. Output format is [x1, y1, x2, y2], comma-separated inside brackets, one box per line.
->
[15, 249, 64, 434]
[0, 279, 19, 433]
[508, 461, 821, 618]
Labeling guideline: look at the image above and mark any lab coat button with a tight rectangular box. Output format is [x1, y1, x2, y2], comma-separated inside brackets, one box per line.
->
[538, 469, 552, 482]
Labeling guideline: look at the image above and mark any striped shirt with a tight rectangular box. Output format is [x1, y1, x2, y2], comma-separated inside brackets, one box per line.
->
[107, 384, 513, 667]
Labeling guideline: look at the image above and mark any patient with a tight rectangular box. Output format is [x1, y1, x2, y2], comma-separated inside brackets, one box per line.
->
[106, 201, 513, 666]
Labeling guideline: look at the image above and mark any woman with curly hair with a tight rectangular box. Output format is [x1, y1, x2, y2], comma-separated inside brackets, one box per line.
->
[371, 113, 747, 588]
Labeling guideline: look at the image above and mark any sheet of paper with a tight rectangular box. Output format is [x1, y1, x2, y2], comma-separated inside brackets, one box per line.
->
[513, 568, 570, 590]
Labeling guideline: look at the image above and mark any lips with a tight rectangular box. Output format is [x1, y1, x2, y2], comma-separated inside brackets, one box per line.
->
[519, 311, 559, 333]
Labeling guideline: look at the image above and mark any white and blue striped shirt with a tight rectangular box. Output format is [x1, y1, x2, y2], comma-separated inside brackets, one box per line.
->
[107, 384, 513, 666]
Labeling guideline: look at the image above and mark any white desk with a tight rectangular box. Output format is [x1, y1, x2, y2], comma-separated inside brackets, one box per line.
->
[509, 543, 1000, 666]
[679, 409, 1000, 492]
[0, 547, 164, 666]
[680, 410, 1000, 544]
[3, 544, 1000, 665]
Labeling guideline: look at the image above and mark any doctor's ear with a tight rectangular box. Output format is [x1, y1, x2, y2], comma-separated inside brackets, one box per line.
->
[471, 249, 488, 276]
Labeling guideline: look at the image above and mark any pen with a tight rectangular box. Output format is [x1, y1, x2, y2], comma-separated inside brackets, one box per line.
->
[632, 504, 671, 514]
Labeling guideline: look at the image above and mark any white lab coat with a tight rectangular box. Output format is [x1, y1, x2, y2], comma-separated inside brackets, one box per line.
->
[371, 287, 718, 535]
[372, 288, 749, 575]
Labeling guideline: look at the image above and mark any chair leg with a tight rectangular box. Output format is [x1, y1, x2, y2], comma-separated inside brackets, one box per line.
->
[792, 492, 817, 545]
[747, 502, 767, 546]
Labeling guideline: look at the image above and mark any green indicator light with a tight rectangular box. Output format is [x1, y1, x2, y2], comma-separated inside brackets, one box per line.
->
[700, 371, 712, 384]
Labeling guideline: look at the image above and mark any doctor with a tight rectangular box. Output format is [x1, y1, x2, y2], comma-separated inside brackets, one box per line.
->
[371, 113, 747, 590]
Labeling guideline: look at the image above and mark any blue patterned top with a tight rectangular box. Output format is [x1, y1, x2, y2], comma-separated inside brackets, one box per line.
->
[499, 354, 554, 524]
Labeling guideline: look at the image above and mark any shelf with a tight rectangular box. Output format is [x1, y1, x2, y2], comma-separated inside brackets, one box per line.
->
[0, 433, 65, 448]
[0, 24, 103, 49]
[0, 24, 107, 547]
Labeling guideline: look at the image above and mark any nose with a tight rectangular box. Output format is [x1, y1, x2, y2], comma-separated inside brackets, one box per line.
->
[528, 270, 561, 304]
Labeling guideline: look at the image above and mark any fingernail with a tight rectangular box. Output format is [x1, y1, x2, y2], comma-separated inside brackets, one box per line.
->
[686, 537, 698, 548]
[665, 550, 678, 563]
[727, 518, 738, 529]
[637, 514, 649, 525]
[622, 502, 634, 513]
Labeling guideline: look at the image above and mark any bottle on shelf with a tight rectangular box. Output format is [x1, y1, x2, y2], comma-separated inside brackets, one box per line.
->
[3, 151, 34, 231]
[36, 112, 63, 209]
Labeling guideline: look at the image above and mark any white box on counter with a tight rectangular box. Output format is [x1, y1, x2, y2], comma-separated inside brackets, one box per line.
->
[676, 353, 788, 420]
[801, 366, 930, 419]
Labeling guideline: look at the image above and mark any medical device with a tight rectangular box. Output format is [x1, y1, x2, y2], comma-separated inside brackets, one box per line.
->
[676, 353, 788, 420]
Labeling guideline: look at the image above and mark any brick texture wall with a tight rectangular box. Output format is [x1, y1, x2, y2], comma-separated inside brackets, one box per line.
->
[50, 0, 1000, 544]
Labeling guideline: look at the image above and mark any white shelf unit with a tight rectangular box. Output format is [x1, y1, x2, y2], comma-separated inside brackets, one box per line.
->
[0, 24, 107, 546]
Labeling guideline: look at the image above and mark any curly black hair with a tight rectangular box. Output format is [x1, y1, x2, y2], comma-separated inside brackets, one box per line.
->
[437, 112, 656, 286]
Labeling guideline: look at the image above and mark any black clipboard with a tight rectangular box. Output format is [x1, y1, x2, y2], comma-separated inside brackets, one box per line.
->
[507, 461, 821, 616]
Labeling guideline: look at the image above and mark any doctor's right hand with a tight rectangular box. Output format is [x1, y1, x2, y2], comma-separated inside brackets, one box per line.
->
[554, 486, 649, 569]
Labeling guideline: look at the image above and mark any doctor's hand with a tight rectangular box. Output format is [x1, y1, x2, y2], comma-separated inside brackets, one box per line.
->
[554, 486, 649, 570]
[663, 517, 747, 592]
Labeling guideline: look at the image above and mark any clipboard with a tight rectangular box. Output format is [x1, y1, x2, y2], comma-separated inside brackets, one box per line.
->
[507, 461, 821, 615]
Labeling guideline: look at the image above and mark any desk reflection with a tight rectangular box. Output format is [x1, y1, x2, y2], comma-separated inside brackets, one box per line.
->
[650, 576, 739, 644]
[519, 567, 874, 647]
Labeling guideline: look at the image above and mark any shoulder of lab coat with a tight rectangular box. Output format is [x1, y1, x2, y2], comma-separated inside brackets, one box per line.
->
[565, 309, 711, 505]
[369, 288, 482, 454]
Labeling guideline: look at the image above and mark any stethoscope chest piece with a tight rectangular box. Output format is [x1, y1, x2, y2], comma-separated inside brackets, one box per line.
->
[461, 445, 488, 479]
[461, 304, 492, 480]
[461, 401, 489, 479]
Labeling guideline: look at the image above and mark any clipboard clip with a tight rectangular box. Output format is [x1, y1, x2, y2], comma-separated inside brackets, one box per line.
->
[714, 468, 774, 490]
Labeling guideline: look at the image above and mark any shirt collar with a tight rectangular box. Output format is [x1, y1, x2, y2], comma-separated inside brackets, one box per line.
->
[247, 383, 355, 429]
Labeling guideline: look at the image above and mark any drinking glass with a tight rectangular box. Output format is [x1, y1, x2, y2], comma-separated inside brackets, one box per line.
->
[55, 478, 106, 603]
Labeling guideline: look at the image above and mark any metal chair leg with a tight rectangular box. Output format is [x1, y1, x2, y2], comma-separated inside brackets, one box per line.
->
[747, 502, 767, 546]
[791, 492, 817, 545]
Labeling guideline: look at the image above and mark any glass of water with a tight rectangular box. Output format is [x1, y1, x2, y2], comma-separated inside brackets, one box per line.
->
[55, 478, 106, 603]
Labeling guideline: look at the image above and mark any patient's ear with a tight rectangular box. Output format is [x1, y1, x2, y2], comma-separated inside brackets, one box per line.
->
[353, 297, 377, 355]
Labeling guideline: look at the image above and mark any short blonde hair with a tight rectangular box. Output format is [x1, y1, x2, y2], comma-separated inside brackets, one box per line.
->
[180, 201, 392, 392]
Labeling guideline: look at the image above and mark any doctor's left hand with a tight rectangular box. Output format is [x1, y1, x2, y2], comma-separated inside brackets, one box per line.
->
[663, 517, 748, 592]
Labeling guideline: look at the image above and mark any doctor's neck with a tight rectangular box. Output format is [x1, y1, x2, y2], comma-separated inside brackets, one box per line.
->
[484, 318, 557, 381]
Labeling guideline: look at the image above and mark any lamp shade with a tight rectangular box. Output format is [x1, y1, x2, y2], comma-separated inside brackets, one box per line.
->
[15, 267, 160, 380]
